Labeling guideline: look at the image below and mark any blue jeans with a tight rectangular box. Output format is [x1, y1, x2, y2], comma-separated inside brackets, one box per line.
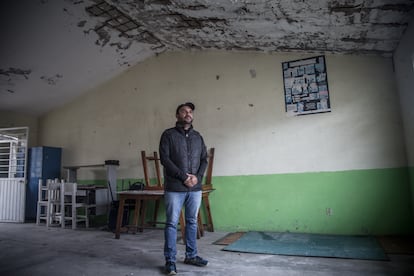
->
[164, 190, 202, 262]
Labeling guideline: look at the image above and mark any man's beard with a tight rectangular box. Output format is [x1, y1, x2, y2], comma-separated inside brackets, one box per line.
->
[183, 116, 193, 124]
[178, 117, 193, 125]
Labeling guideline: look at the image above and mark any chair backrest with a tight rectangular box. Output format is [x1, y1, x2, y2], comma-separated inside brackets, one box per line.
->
[141, 147, 215, 190]
[38, 179, 48, 202]
[47, 180, 62, 203]
[205, 147, 215, 186]
[141, 150, 163, 190]
[61, 182, 78, 200]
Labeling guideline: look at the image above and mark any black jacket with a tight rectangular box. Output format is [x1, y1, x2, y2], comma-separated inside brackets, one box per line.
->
[159, 123, 208, 192]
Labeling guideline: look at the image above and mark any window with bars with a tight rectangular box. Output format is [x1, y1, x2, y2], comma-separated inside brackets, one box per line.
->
[0, 127, 28, 178]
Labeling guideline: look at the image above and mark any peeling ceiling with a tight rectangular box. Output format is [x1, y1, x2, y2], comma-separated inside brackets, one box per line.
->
[1, 0, 413, 116]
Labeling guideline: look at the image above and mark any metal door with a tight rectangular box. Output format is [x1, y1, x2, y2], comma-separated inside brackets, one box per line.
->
[0, 127, 29, 222]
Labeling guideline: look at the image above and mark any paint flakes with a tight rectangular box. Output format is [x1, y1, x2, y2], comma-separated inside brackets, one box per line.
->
[0, 68, 32, 79]
[77, 20, 87, 27]
[95, 28, 111, 47]
[40, 74, 63, 85]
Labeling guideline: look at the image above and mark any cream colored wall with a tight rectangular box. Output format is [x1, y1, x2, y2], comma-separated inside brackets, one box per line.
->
[39, 51, 405, 180]
[0, 111, 38, 147]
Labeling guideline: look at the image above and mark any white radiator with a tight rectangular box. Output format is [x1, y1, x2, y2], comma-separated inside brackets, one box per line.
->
[0, 178, 26, 222]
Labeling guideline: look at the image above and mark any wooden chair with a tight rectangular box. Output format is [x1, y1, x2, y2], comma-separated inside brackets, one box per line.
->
[61, 181, 95, 229]
[140, 150, 188, 240]
[141, 151, 164, 228]
[200, 147, 215, 234]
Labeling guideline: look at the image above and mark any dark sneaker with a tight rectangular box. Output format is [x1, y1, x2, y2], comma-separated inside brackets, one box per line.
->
[184, 256, 208, 267]
[165, 261, 177, 275]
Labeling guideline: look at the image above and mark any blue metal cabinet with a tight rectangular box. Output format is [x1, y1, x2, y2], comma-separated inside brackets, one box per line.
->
[25, 146, 62, 221]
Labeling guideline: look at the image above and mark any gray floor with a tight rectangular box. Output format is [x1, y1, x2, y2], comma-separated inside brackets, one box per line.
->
[0, 223, 413, 276]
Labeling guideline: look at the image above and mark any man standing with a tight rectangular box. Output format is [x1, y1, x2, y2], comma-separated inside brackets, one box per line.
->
[159, 102, 208, 275]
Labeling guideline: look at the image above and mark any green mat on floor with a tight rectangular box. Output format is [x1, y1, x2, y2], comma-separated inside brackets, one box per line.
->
[223, 231, 388, 261]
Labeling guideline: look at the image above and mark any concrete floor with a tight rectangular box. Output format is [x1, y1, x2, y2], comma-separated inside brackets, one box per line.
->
[0, 223, 413, 276]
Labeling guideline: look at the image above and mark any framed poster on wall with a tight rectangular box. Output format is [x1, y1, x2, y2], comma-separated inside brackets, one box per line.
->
[282, 55, 331, 116]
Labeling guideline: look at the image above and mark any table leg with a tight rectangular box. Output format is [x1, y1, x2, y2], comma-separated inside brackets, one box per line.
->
[153, 199, 160, 227]
[132, 199, 141, 234]
[197, 211, 204, 237]
[203, 193, 214, 232]
[139, 200, 147, 232]
[115, 197, 125, 239]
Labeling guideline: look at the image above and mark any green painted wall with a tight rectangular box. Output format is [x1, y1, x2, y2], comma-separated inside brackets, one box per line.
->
[207, 167, 413, 235]
[83, 167, 414, 235]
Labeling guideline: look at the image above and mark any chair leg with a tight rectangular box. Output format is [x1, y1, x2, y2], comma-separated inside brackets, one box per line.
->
[61, 206, 65, 228]
[85, 207, 89, 228]
[132, 199, 141, 234]
[60, 201, 65, 228]
[197, 210, 204, 237]
[139, 201, 147, 232]
[179, 209, 202, 242]
[36, 203, 41, 225]
[202, 193, 214, 232]
[72, 205, 76, 230]
[46, 203, 51, 228]
[153, 199, 160, 227]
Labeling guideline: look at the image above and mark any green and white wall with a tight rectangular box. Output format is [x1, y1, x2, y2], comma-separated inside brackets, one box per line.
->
[35, 49, 413, 235]
[394, 18, 414, 218]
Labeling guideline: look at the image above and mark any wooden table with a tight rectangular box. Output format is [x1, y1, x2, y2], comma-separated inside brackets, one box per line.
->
[114, 189, 215, 240]
[114, 190, 164, 239]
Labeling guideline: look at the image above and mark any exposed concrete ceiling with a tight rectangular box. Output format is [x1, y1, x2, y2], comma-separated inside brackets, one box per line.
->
[1, 0, 413, 117]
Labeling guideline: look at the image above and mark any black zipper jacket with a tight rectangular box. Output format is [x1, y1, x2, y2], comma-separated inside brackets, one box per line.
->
[159, 122, 208, 192]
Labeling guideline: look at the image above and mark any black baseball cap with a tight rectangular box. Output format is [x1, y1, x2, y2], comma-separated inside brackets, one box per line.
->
[176, 102, 195, 114]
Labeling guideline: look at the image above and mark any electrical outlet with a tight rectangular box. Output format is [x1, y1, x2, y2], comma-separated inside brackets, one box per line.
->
[326, 208, 332, 216]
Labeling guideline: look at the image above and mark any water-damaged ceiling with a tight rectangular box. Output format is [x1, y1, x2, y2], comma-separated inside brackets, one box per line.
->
[1, 0, 413, 116]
